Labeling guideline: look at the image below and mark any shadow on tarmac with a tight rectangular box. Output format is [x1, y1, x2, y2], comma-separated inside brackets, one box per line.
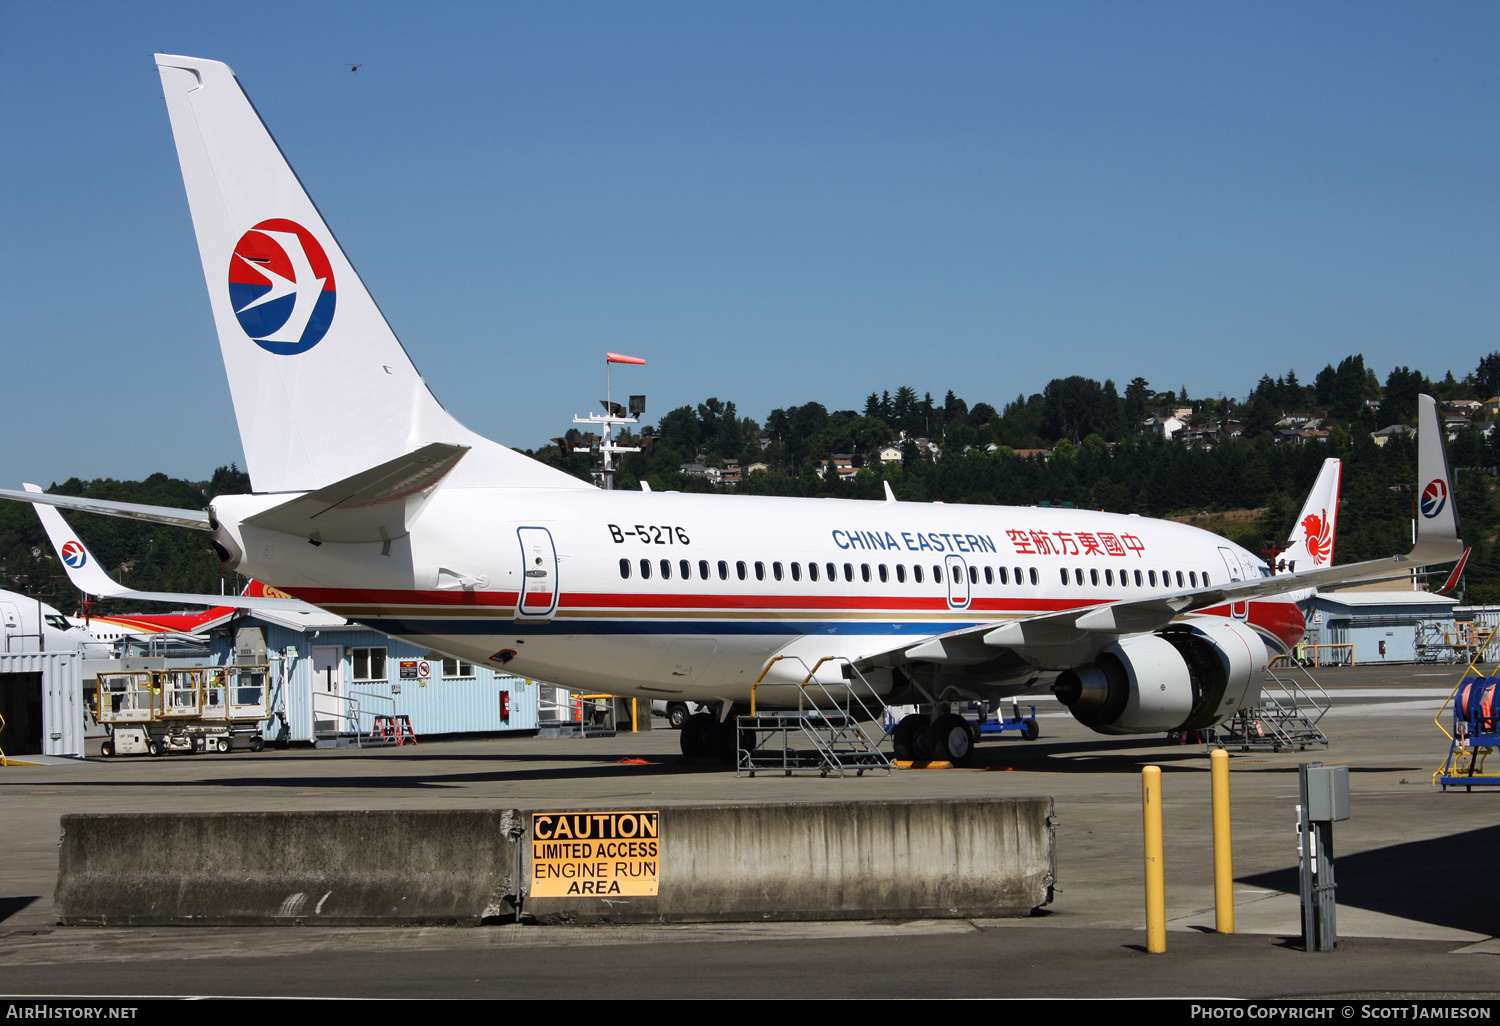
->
[0, 896, 38, 924]
[1241, 822, 1500, 937]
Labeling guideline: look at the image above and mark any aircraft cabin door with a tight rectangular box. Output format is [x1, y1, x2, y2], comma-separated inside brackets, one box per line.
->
[1217, 547, 1249, 621]
[516, 527, 560, 622]
[944, 554, 971, 610]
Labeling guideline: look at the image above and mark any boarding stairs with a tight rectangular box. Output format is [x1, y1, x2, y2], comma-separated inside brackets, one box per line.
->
[735, 656, 892, 777]
[1210, 660, 1330, 752]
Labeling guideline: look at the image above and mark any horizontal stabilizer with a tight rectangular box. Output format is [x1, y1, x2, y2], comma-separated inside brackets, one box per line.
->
[244, 443, 469, 544]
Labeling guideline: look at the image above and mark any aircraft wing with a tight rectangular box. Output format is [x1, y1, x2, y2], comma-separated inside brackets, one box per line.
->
[0, 488, 212, 530]
[867, 393, 1463, 668]
[23, 484, 320, 612]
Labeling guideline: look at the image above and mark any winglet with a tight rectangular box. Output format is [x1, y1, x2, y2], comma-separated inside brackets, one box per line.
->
[24, 484, 132, 597]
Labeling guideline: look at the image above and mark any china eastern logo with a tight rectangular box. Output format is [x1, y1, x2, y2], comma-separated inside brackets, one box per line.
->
[60, 541, 87, 569]
[227, 219, 337, 355]
[1421, 478, 1449, 519]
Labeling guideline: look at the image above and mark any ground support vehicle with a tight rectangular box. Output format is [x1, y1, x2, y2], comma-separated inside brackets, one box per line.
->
[95, 666, 271, 757]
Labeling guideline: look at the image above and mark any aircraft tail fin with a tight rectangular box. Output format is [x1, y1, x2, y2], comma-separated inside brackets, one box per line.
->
[1279, 458, 1341, 573]
[154, 55, 587, 494]
[1411, 394, 1464, 564]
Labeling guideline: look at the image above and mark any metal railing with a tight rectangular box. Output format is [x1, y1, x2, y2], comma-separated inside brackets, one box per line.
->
[1212, 661, 1330, 752]
[736, 655, 892, 777]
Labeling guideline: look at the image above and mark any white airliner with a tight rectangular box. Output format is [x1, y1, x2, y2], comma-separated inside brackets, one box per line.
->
[0, 55, 1464, 765]
[0, 589, 108, 657]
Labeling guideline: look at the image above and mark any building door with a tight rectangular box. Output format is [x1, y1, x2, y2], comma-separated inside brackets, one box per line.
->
[311, 645, 345, 735]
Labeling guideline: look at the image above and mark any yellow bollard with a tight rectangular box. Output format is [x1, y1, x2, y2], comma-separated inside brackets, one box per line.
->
[1142, 764, 1166, 953]
[1211, 748, 1234, 933]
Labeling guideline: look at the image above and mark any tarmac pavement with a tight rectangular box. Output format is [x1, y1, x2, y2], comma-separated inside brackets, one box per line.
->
[2, 663, 1497, 999]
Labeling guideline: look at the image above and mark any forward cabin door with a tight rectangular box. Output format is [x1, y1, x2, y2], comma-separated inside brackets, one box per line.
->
[516, 527, 560, 622]
[1218, 547, 1249, 621]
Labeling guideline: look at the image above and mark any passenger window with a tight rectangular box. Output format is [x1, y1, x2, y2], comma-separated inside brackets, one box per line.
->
[1134, 570, 1143, 587]
[791, 562, 801, 582]
[640, 558, 652, 580]
[1148, 570, 1157, 588]
[772, 561, 783, 582]
[878, 564, 889, 583]
[680, 559, 692, 580]
[1190, 571, 1198, 587]
[661, 559, 672, 580]
[809, 562, 820, 582]
[736, 561, 747, 581]
[969, 566, 978, 585]
[1176, 571, 1184, 588]
[718, 560, 729, 581]
[1029, 567, 1038, 586]
[933, 565, 942, 583]
[844, 563, 854, 583]
[619, 558, 631, 580]
[1014, 567, 1023, 584]
[998, 566, 1009, 585]
[755, 561, 766, 581]
[1203, 573, 1210, 586]
[1090, 568, 1099, 586]
[896, 564, 907, 584]
[699, 559, 710, 580]
[1060, 568, 1069, 586]
[1075, 567, 1083, 584]
[984, 567, 993, 585]
[914, 565, 924, 584]
[826, 562, 837, 581]
[861, 564, 871, 583]
[1105, 568, 1114, 586]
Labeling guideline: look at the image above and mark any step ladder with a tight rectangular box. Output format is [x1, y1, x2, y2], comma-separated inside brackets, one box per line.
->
[1210, 659, 1330, 752]
[735, 656, 892, 777]
[370, 715, 418, 746]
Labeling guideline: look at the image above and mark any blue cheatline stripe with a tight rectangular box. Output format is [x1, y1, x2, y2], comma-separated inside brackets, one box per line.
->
[353, 617, 989, 638]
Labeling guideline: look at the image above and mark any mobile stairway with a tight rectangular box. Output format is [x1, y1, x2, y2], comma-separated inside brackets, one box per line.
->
[1209, 659, 1330, 752]
[735, 656, 893, 778]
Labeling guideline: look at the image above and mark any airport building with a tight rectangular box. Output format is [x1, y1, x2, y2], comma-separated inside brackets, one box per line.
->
[1302, 586, 1460, 664]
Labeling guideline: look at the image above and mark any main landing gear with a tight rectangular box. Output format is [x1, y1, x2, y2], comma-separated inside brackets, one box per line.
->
[892, 710, 982, 766]
[679, 707, 751, 765]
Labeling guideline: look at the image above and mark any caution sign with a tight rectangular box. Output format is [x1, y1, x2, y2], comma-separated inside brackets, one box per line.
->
[530, 811, 660, 897]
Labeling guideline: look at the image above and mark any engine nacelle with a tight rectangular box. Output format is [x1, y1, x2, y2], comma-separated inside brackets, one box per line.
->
[1052, 619, 1266, 735]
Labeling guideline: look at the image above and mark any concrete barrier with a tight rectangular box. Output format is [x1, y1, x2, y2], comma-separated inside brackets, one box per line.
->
[56, 810, 525, 926]
[524, 798, 1054, 924]
[55, 798, 1053, 926]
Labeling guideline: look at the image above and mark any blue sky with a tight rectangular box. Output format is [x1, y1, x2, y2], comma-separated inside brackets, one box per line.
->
[2, 1, 1497, 487]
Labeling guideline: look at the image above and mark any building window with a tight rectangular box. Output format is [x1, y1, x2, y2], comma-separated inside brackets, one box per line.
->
[352, 647, 387, 682]
[442, 657, 474, 678]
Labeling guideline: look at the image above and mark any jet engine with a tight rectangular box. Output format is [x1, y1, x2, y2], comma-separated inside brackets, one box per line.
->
[1051, 620, 1264, 735]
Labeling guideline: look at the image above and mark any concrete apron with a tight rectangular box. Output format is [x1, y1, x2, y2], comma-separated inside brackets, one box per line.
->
[56, 798, 1054, 926]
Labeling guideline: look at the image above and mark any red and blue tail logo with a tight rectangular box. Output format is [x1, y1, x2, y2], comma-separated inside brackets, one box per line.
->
[60, 540, 87, 568]
[1420, 478, 1449, 519]
[227, 219, 336, 355]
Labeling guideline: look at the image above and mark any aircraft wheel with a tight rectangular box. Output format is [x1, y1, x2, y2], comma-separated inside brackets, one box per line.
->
[680, 712, 714, 759]
[667, 703, 689, 730]
[1021, 719, 1040, 741]
[929, 714, 974, 767]
[100, 741, 113, 758]
[892, 714, 932, 761]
